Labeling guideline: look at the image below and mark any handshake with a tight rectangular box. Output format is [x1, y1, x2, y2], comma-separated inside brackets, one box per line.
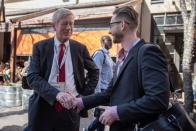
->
[55, 92, 119, 126]
[55, 91, 84, 112]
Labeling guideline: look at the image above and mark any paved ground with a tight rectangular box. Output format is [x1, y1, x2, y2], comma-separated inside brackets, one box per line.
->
[0, 106, 97, 131]
[0, 106, 27, 131]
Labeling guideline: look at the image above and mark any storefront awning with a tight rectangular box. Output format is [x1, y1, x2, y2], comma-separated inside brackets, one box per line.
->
[16, 29, 118, 56]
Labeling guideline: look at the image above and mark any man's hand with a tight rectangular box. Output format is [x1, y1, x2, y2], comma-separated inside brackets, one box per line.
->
[99, 106, 119, 125]
[72, 97, 84, 112]
[56, 92, 75, 109]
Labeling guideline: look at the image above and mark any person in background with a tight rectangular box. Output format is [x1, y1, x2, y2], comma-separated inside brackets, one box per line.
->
[3, 63, 10, 84]
[73, 6, 170, 131]
[21, 61, 30, 77]
[15, 64, 23, 82]
[90, 35, 115, 131]
[25, 8, 98, 131]
[0, 62, 5, 85]
[92, 35, 115, 93]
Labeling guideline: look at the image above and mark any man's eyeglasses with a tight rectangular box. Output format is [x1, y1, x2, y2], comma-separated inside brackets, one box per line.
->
[109, 21, 122, 28]
[109, 21, 130, 28]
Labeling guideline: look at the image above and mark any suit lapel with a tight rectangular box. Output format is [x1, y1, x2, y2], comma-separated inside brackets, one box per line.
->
[46, 38, 54, 79]
[113, 40, 145, 86]
[113, 51, 134, 85]
[69, 40, 77, 74]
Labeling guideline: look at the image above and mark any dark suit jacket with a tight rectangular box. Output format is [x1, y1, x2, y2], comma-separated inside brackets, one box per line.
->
[26, 38, 99, 130]
[82, 40, 170, 131]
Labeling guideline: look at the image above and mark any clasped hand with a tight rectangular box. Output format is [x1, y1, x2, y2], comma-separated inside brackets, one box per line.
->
[56, 93, 119, 125]
[56, 92, 83, 110]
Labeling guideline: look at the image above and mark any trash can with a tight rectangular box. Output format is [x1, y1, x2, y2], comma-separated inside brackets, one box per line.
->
[22, 89, 33, 110]
[0, 85, 22, 107]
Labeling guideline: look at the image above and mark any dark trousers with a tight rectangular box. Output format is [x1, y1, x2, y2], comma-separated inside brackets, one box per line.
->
[109, 122, 135, 131]
[97, 124, 105, 131]
[25, 108, 80, 131]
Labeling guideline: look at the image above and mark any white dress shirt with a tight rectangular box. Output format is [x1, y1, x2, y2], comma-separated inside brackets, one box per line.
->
[48, 36, 78, 96]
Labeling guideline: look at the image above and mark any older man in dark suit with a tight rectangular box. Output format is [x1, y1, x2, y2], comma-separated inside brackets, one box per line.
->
[25, 8, 99, 131]
[73, 6, 170, 131]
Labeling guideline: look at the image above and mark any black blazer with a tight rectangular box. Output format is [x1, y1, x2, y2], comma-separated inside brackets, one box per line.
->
[26, 38, 99, 130]
[82, 40, 170, 131]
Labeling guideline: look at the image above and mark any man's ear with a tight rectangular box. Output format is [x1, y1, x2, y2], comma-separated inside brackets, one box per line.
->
[121, 20, 126, 31]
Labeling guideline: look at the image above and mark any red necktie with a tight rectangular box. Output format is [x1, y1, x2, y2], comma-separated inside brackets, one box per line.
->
[54, 43, 66, 112]
[58, 43, 65, 82]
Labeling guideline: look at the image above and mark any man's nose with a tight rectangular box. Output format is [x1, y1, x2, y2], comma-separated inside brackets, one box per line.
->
[65, 25, 71, 29]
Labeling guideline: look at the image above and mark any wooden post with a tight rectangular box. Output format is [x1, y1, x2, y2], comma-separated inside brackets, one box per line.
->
[10, 23, 17, 82]
[0, 0, 5, 22]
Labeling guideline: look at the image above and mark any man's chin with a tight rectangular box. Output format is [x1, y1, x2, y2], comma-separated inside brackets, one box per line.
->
[113, 40, 121, 44]
[62, 36, 71, 41]
[112, 38, 121, 44]
[113, 42, 120, 44]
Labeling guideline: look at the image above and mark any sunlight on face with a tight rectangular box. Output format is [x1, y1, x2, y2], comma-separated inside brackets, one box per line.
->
[54, 15, 74, 43]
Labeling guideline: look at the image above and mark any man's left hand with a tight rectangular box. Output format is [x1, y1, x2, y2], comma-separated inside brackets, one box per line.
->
[99, 106, 119, 126]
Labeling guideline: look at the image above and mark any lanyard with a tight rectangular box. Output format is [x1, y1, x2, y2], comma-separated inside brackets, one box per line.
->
[54, 44, 68, 70]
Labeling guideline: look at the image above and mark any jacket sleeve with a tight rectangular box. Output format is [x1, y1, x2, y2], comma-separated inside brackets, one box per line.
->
[82, 80, 113, 109]
[117, 45, 170, 122]
[82, 46, 99, 95]
[27, 43, 59, 106]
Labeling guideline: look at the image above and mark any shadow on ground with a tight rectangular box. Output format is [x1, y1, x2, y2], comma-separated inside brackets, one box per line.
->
[0, 110, 27, 117]
[0, 124, 27, 131]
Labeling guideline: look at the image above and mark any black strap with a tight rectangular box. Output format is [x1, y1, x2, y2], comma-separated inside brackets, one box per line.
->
[136, 44, 148, 94]
[136, 44, 183, 131]
[92, 49, 106, 64]
[137, 44, 174, 93]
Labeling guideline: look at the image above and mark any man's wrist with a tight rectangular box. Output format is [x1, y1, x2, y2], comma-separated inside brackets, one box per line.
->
[113, 106, 120, 120]
[77, 97, 84, 110]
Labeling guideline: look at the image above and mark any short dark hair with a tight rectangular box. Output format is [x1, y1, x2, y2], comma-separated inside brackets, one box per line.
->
[113, 6, 138, 29]
[101, 35, 111, 43]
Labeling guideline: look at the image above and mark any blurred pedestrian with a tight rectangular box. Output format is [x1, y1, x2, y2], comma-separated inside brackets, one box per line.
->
[92, 35, 115, 93]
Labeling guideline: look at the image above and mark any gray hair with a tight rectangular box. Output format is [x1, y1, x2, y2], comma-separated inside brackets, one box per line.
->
[52, 8, 74, 23]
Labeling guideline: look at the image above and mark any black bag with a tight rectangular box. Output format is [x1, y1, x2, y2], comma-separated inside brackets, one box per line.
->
[22, 76, 31, 90]
[139, 102, 196, 131]
[137, 44, 196, 131]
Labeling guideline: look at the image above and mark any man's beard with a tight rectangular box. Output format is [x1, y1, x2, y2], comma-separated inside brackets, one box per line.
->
[112, 32, 123, 44]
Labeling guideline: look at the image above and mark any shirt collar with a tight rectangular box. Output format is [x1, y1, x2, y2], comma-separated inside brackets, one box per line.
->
[101, 47, 109, 54]
[124, 38, 140, 53]
[119, 38, 140, 57]
[54, 36, 69, 48]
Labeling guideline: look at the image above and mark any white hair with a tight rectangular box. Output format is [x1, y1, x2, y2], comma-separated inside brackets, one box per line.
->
[52, 8, 74, 23]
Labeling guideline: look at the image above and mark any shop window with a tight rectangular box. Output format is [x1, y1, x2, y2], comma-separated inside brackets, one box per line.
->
[153, 14, 183, 26]
[154, 16, 164, 25]
[166, 15, 176, 25]
[177, 15, 183, 24]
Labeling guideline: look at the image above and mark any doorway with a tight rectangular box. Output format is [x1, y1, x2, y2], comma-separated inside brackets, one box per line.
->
[165, 33, 183, 72]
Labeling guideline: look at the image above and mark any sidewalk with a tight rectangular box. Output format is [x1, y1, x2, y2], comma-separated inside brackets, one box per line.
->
[0, 106, 95, 131]
[0, 106, 27, 131]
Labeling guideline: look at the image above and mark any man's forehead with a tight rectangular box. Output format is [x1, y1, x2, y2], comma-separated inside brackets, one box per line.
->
[59, 16, 74, 21]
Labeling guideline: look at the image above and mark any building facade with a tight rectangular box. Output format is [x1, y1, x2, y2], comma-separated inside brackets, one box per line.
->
[142, 0, 196, 73]
[0, 0, 195, 75]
